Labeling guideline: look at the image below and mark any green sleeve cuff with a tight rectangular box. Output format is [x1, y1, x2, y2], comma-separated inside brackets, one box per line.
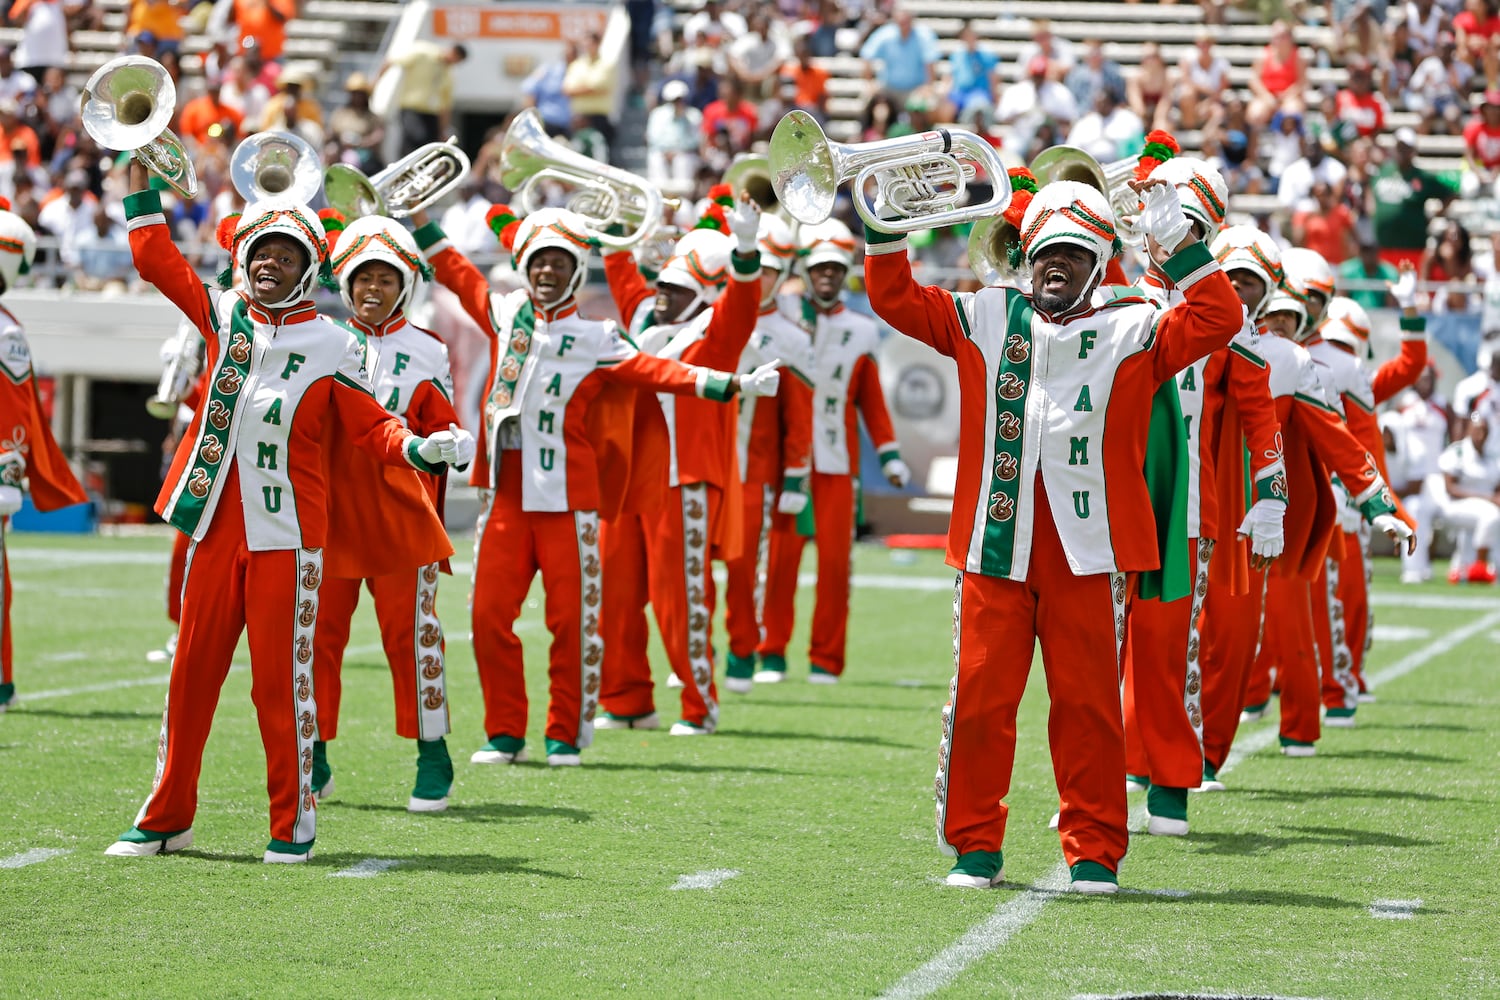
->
[702, 371, 734, 402]
[863, 223, 906, 246]
[124, 189, 163, 219]
[1399, 315, 1425, 333]
[1358, 489, 1396, 521]
[413, 221, 447, 251]
[1254, 469, 1288, 504]
[782, 474, 805, 493]
[405, 437, 443, 474]
[878, 448, 901, 464]
[731, 249, 761, 276]
[1160, 241, 1215, 285]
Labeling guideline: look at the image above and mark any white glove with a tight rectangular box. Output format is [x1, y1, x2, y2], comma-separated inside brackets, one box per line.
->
[1337, 502, 1363, 534]
[1372, 512, 1416, 553]
[883, 457, 911, 488]
[415, 426, 475, 468]
[1389, 268, 1419, 310]
[727, 195, 762, 255]
[1138, 181, 1192, 249]
[0, 485, 21, 517]
[777, 490, 808, 515]
[1236, 499, 1286, 563]
[739, 360, 781, 398]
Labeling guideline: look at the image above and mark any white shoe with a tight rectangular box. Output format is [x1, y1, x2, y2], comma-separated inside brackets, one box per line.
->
[470, 748, 528, 764]
[594, 711, 660, 730]
[407, 796, 449, 813]
[1323, 714, 1357, 729]
[1194, 778, 1226, 793]
[1239, 708, 1266, 723]
[724, 677, 753, 694]
[314, 777, 335, 801]
[547, 753, 581, 767]
[1070, 879, 1119, 895]
[146, 633, 178, 663]
[945, 870, 1004, 888]
[0, 692, 14, 713]
[1147, 815, 1189, 837]
[1357, 692, 1376, 704]
[1125, 776, 1148, 793]
[104, 829, 193, 857]
[808, 671, 839, 685]
[752, 669, 785, 684]
[669, 721, 712, 736]
[1281, 743, 1316, 758]
[1047, 811, 1060, 830]
[666, 673, 685, 689]
[263, 848, 312, 864]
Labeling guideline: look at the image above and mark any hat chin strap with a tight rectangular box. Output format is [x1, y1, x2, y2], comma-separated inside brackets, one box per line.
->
[258, 271, 316, 310]
[760, 268, 788, 310]
[525, 252, 587, 309]
[1033, 253, 1105, 317]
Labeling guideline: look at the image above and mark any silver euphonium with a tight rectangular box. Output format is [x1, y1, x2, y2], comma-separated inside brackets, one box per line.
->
[498, 108, 663, 250]
[324, 138, 471, 220]
[79, 55, 198, 198]
[230, 130, 323, 204]
[146, 319, 206, 420]
[768, 110, 1010, 233]
[1029, 145, 1143, 246]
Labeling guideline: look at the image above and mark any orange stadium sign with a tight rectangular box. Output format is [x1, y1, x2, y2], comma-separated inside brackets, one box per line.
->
[431, 6, 608, 41]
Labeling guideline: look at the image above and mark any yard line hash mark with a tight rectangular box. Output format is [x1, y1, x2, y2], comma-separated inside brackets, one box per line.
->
[329, 859, 404, 879]
[670, 869, 741, 890]
[0, 848, 71, 869]
[1369, 899, 1422, 920]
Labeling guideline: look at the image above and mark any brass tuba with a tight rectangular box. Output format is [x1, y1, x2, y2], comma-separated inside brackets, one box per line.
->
[230, 130, 323, 204]
[146, 319, 206, 420]
[80, 55, 197, 198]
[966, 215, 1023, 288]
[324, 138, 471, 220]
[498, 108, 664, 250]
[768, 110, 1010, 234]
[724, 154, 779, 215]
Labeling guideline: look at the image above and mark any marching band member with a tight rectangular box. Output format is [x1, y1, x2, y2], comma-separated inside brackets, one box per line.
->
[0, 201, 89, 713]
[721, 214, 814, 693]
[1121, 157, 1287, 835]
[593, 191, 774, 735]
[756, 218, 908, 684]
[108, 163, 464, 862]
[414, 203, 776, 761]
[310, 215, 464, 811]
[866, 177, 1242, 893]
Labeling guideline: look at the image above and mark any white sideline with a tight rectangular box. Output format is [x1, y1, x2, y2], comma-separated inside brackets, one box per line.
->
[0, 848, 70, 868]
[329, 858, 404, 879]
[877, 609, 1494, 1000]
[1369, 899, 1422, 920]
[670, 869, 741, 890]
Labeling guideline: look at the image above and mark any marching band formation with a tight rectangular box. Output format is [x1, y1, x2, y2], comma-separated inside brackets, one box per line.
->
[0, 56, 1427, 890]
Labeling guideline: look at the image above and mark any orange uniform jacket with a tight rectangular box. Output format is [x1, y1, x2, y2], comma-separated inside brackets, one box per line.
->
[0, 305, 87, 512]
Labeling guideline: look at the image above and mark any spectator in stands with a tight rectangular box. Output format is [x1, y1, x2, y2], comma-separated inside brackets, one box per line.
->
[804, 0, 844, 59]
[0, 99, 41, 173]
[677, 49, 720, 112]
[219, 55, 270, 132]
[377, 40, 467, 157]
[30, 66, 76, 161]
[1384, 10, 1421, 98]
[231, 0, 297, 64]
[1371, 127, 1457, 268]
[521, 44, 574, 139]
[1203, 126, 1264, 195]
[1421, 218, 1484, 312]
[729, 10, 791, 98]
[858, 6, 939, 107]
[783, 36, 831, 123]
[1247, 20, 1308, 127]
[859, 91, 900, 142]
[1174, 31, 1231, 131]
[647, 79, 702, 193]
[701, 74, 759, 155]
[1278, 132, 1349, 209]
[327, 73, 384, 175]
[1405, 32, 1469, 131]
[73, 202, 132, 291]
[562, 31, 617, 157]
[1292, 180, 1359, 265]
[1013, 18, 1075, 82]
[626, 0, 659, 96]
[682, 0, 747, 50]
[1066, 85, 1143, 164]
[997, 56, 1078, 162]
[1065, 39, 1125, 119]
[945, 21, 999, 122]
[1454, 0, 1500, 82]
[125, 0, 187, 58]
[1339, 235, 1401, 309]
[179, 79, 244, 150]
[1462, 89, 1500, 196]
[1335, 59, 1391, 139]
[1263, 111, 1306, 186]
[259, 70, 322, 138]
[37, 168, 99, 275]
[8, 0, 78, 79]
[0, 48, 37, 107]
[1407, 0, 1446, 59]
[1126, 41, 1171, 133]
[437, 177, 496, 255]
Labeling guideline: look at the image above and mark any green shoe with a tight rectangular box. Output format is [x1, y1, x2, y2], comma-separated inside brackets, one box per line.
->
[945, 850, 1003, 888]
[1324, 706, 1357, 728]
[1125, 773, 1149, 792]
[808, 665, 839, 685]
[264, 838, 314, 864]
[1146, 785, 1189, 836]
[104, 826, 193, 856]
[1069, 860, 1118, 894]
[725, 651, 756, 692]
[409, 738, 453, 812]
[1279, 737, 1316, 757]
[545, 739, 581, 767]
[0, 682, 15, 711]
[470, 735, 526, 764]
[311, 740, 332, 797]
[753, 653, 787, 684]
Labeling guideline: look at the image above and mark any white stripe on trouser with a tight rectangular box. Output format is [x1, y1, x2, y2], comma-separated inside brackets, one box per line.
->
[935, 574, 962, 857]
[680, 484, 717, 731]
[1183, 538, 1214, 742]
[469, 489, 494, 611]
[1110, 572, 1128, 667]
[1325, 556, 1358, 708]
[752, 484, 773, 635]
[413, 562, 449, 741]
[575, 510, 602, 749]
[1361, 522, 1373, 656]
[290, 548, 321, 845]
[135, 537, 196, 827]
[0, 519, 7, 677]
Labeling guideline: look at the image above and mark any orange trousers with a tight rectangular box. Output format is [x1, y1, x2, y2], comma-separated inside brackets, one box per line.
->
[1312, 547, 1361, 712]
[723, 481, 774, 661]
[1245, 575, 1323, 745]
[1, 520, 11, 687]
[598, 482, 721, 729]
[937, 485, 1130, 873]
[313, 563, 449, 742]
[1123, 538, 1212, 790]
[1198, 559, 1266, 774]
[166, 529, 191, 625]
[759, 472, 856, 675]
[471, 455, 602, 750]
[129, 468, 320, 850]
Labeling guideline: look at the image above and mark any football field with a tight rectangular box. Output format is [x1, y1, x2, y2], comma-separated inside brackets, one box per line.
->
[1, 532, 1497, 999]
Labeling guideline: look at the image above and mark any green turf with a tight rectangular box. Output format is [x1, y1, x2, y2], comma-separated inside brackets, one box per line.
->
[1, 532, 1497, 998]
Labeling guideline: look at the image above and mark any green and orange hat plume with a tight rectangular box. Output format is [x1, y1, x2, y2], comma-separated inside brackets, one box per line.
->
[1134, 129, 1180, 182]
[1003, 168, 1039, 271]
[486, 204, 522, 251]
[317, 208, 347, 252]
[692, 184, 737, 232]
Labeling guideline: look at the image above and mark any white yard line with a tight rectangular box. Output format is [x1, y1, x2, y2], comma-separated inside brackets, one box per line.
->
[7, 548, 167, 566]
[670, 869, 741, 890]
[0, 848, 70, 869]
[1369, 899, 1422, 920]
[24, 674, 170, 700]
[328, 858, 404, 879]
[878, 608, 1493, 1000]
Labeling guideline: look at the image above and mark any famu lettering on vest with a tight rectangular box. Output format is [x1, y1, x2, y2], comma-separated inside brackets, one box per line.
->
[384, 387, 401, 411]
[256, 442, 279, 470]
[1074, 385, 1093, 412]
[393, 352, 410, 375]
[558, 334, 576, 356]
[825, 396, 838, 413]
[1183, 414, 1193, 438]
[280, 354, 306, 380]
[264, 397, 283, 425]
[263, 485, 283, 513]
[538, 410, 555, 433]
[1073, 490, 1091, 518]
[545, 374, 562, 396]
[539, 447, 555, 471]
[1180, 366, 1197, 391]
[1077, 330, 1098, 359]
[832, 364, 843, 380]
[1068, 437, 1089, 466]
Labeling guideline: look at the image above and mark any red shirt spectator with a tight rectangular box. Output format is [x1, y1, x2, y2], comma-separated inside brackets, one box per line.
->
[701, 77, 759, 151]
[233, 0, 297, 62]
[1292, 182, 1357, 264]
[1464, 91, 1500, 167]
[179, 89, 245, 147]
[1335, 61, 1387, 138]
